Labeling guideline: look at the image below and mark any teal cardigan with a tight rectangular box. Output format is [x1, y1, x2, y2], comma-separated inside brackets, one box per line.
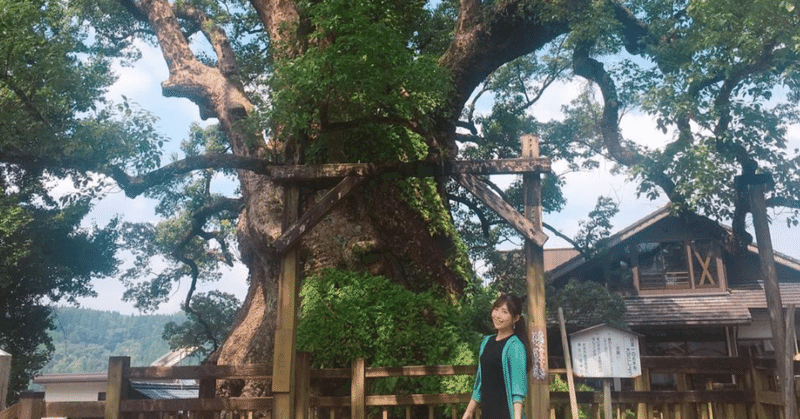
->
[471, 334, 528, 419]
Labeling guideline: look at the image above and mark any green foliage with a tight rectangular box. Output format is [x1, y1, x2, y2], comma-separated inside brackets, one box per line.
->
[0, 191, 119, 405]
[574, 197, 619, 258]
[549, 374, 595, 419]
[269, 0, 450, 162]
[162, 291, 241, 357]
[549, 279, 627, 330]
[298, 268, 480, 395]
[41, 307, 190, 374]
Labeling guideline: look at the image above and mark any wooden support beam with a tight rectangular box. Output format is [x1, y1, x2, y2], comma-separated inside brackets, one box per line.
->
[454, 173, 548, 247]
[522, 134, 549, 419]
[269, 158, 551, 181]
[274, 175, 366, 253]
[273, 184, 301, 418]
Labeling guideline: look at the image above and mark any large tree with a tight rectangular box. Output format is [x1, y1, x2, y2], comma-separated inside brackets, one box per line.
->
[2, 0, 800, 400]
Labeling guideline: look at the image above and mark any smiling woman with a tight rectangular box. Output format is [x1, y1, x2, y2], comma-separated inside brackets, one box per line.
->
[462, 294, 533, 419]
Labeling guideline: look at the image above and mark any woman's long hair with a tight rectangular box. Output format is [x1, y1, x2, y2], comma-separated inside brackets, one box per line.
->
[491, 293, 533, 373]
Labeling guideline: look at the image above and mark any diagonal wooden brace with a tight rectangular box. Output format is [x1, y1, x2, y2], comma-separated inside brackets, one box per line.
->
[455, 173, 548, 247]
[274, 175, 366, 253]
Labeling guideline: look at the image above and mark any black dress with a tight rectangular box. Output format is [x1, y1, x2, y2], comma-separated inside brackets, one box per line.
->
[480, 335, 511, 419]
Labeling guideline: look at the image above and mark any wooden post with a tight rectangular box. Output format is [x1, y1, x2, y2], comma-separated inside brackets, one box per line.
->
[0, 348, 10, 410]
[634, 368, 650, 419]
[351, 358, 366, 419]
[522, 134, 549, 419]
[17, 392, 44, 419]
[295, 352, 311, 419]
[197, 371, 216, 419]
[273, 184, 301, 419]
[750, 182, 798, 419]
[602, 379, 612, 419]
[105, 356, 130, 419]
[557, 308, 579, 419]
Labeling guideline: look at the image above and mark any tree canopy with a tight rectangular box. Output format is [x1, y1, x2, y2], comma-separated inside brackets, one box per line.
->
[1, 0, 799, 401]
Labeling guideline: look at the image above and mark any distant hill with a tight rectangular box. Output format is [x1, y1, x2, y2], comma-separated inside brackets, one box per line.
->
[40, 307, 189, 374]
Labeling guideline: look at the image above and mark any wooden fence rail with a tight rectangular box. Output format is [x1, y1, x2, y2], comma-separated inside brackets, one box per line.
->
[1, 355, 798, 419]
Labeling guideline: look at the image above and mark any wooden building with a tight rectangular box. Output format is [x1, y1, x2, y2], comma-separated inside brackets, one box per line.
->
[546, 206, 800, 362]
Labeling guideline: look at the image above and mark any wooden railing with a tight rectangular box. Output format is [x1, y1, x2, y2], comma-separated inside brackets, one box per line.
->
[2, 355, 799, 419]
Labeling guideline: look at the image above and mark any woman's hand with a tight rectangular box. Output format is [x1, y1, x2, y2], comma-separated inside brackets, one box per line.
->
[462, 399, 478, 419]
[513, 402, 523, 419]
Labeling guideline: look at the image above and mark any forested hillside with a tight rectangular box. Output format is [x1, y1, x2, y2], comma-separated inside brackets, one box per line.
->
[40, 307, 188, 374]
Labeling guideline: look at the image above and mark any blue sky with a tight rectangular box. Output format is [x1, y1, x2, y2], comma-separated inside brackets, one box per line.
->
[72, 40, 800, 315]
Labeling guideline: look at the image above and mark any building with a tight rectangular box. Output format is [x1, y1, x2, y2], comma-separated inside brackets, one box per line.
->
[31, 348, 199, 404]
[546, 206, 800, 359]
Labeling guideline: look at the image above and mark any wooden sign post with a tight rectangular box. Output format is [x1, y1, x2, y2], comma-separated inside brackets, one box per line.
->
[570, 324, 642, 419]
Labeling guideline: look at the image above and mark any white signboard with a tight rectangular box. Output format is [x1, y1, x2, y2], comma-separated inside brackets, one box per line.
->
[570, 324, 641, 378]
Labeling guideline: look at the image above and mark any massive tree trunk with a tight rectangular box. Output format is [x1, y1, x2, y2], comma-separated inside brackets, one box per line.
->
[122, 0, 570, 397]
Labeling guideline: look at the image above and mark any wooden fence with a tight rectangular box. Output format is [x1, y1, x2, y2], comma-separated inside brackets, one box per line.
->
[1, 355, 798, 419]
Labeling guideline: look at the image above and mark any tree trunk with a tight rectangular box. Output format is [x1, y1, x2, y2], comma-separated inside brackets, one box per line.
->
[127, 0, 570, 398]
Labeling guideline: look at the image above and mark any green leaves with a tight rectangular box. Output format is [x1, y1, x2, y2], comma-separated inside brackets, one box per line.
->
[298, 268, 478, 394]
[269, 0, 450, 162]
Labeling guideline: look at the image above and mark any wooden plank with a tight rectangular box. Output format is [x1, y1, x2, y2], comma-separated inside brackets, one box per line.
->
[105, 356, 129, 419]
[549, 390, 754, 404]
[274, 175, 365, 253]
[268, 159, 551, 181]
[640, 356, 750, 373]
[0, 401, 19, 419]
[309, 368, 350, 379]
[310, 396, 350, 408]
[365, 393, 471, 406]
[44, 401, 104, 418]
[455, 173, 547, 246]
[128, 364, 272, 380]
[16, 392, 44, 419]
[121, 397, 273, 412]
[351, 358, 366, 419]
[364, 365, 476, 378]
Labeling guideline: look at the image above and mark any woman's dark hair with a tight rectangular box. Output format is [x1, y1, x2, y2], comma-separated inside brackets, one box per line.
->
[491, 293, 533, 372]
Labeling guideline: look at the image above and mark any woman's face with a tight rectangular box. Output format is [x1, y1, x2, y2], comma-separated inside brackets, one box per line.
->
[491, 303, 520, 334]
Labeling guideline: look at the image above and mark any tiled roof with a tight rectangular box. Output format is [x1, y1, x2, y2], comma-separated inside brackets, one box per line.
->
[130, 381, 198, 399]
[623, 294, 752, 327]
[730, 281, 800, 308]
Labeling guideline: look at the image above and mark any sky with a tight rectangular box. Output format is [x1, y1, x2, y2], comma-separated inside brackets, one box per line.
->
[70, 39, 800, 315]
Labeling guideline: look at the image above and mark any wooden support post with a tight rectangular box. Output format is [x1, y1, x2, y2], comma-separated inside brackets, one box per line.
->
[17, 392, 44, 419]
[522, 134, 549, 419]
[557, 308, 579, 419]
[273, 184, 301, 419]
[295, 352, 311, 419]
[602, 378, 612, 419]
[750, 183, 798, 419]
[351, 358, 366, 419]
[105, 356, 130, 419]
[0, 348, 10, 411]
[634, 368, 650, 419]
[197, 370, 216, 419]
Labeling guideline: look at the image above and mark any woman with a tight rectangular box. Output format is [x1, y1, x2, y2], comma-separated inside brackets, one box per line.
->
[462, 294, 532, 419]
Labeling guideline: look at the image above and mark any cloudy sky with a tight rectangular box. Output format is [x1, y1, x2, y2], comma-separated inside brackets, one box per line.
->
[72, 40, 800, 315]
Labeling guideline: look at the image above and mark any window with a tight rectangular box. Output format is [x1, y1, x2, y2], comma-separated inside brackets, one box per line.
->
[637, 242, 690, 290]
[635, 240, 723, 292]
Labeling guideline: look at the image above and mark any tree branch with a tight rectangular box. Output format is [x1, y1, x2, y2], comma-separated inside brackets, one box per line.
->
[109, 154, 277, 198]
[448, 193, 495, 239]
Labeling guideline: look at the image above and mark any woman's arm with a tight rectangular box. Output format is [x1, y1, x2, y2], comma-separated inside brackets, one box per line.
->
[462, 399, 479, 419]
[513, 401, 523, 419]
